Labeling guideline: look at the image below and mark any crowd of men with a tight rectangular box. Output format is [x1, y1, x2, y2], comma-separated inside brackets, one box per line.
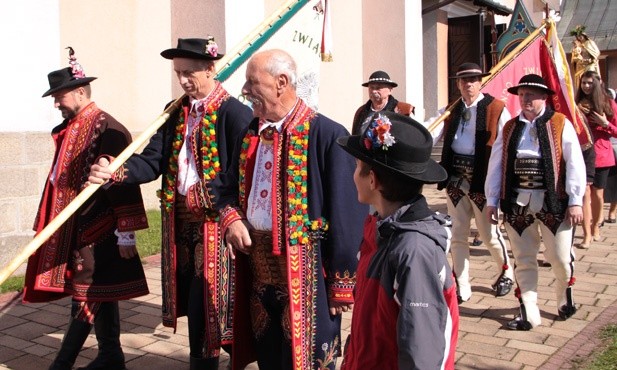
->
[25, 33, 591, 370]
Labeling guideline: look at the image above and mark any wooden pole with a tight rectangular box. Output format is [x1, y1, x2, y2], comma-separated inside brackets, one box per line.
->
[0, 0, 311, 286]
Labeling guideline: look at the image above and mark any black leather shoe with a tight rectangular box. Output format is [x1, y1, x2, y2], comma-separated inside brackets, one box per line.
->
[492, 275, 513, 297]
[558, 304, 577, 320]
[506, 316, 533, 331]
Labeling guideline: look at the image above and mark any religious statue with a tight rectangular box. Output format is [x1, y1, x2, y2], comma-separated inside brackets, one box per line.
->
[570, 25, 601, 88]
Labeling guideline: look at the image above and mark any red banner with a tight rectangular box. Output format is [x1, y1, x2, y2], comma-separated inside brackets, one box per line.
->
[482, 37, 543, 117]
[542, 24, 592, 148]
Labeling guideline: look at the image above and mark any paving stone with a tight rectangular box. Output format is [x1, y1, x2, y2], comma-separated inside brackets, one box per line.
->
[0, 345, 25, 364]
[5, 321, 57, 342]
[455, 353, 523, 369]
[0, 314, 27, 331]
[21, 343, 56, 357]
[457, 339, 518, 361]
[21, 310, 67, 328]
[464, 332, 508, 346]
[0, 304, 38, 318]
[506, 339, 559, 355]
[138, 340, 186, 356]
[0, 334, 34, 351]
[123, 313, 162, 329]
[543, 334, 571, 348]
[513, 350, 550, 367]
[3, 353, 52, 370]
[119, 332, 159, 349]
[124, 353, 186, 368]
[131, 303, 163, 316]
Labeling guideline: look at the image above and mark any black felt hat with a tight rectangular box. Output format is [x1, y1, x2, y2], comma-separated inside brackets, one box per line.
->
[42, 68, 96, 97]
[361, 70, 398, 87]
[449, 62, 491, 79]
[160, 37, 224, 60]
[337, 111, 447, 184]
[507, 74, 555, 95]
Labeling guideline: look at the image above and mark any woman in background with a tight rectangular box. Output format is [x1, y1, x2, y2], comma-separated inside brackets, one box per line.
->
[576, 71, 617, 245]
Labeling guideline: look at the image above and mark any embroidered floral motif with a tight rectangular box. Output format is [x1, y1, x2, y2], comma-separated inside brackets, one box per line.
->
[536, 210, 564, 235]
[468, 192, 487, 211]
[504, 207, 535, 236]
[446, 182, 465, 207]
[316, 336, 339, 370]
[363, 113, 395, 151]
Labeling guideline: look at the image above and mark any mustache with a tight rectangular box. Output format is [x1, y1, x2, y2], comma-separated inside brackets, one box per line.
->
[244, 95, 260, 106]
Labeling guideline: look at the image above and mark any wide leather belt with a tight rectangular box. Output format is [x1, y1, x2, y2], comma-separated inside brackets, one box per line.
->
[175, 194, 206, 222]
[452, 153, 475, 182]
[514, 158, 545, 189]
[249, 230, 287, 285]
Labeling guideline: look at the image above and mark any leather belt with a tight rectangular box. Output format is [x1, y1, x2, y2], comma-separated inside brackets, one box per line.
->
[514, 158, 545, 189]
[249, 230, 287, 285]
[452, 153, 475, 182]
[175, 194, 206, 222]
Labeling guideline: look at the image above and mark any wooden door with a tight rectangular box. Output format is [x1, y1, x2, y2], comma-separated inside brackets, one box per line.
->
[448, 14, 483, 102]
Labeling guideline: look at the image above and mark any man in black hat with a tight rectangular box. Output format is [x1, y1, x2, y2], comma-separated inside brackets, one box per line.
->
[337, 111, 459, 369]
[486, 74, 586, 330]
[89, 37, 252, 369]
[432, 62, 514, 303]
[351, 70, 414, 135]
[25, 47, 149, 370]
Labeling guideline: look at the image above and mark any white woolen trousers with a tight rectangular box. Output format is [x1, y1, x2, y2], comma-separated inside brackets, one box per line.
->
[446, 193, 513, 301]
[503, 216, 575, 327]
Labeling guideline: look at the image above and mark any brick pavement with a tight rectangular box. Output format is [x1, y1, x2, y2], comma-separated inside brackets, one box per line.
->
[1, 185, 616, 369]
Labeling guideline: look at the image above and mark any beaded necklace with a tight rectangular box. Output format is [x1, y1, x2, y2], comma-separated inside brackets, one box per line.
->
[238, 114, 328, 247]
[159, 102, 221, 212]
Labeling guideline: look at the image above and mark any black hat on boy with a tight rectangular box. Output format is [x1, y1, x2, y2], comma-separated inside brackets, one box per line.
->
[449, 62, 491, 79]
[507, 74, 555, 95]
[42, 47, 96, 97]
[361, 70, 398, 88]
[160, 36, 224, 60]
[337, 111, 447, 184]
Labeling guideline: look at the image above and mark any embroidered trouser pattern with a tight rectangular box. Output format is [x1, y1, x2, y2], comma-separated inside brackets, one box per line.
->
[446, 184, 513, 301]
[503, 207, 575, 327]
[250, 283, 293, 370]
[175, 198, 213, 357]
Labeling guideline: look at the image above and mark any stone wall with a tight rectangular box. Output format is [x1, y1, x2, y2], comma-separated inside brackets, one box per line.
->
[0, 132, 160, 279]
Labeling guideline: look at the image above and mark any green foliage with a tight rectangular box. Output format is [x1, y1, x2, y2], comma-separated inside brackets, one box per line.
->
[136, 210, 162, 260]
[0, 210, 162, 294]
[586, 325, 617, 370]
[0, 275, 24, 294]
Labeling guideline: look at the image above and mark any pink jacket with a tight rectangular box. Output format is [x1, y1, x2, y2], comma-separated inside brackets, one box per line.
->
[590, 100, 617, 168]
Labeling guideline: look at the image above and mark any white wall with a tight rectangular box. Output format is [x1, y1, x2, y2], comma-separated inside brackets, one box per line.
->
[0, 1, 62, 132]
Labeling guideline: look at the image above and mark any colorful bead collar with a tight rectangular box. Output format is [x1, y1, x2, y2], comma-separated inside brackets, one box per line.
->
[159, 85, 227, 212]
[238, 105, 328, 248]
